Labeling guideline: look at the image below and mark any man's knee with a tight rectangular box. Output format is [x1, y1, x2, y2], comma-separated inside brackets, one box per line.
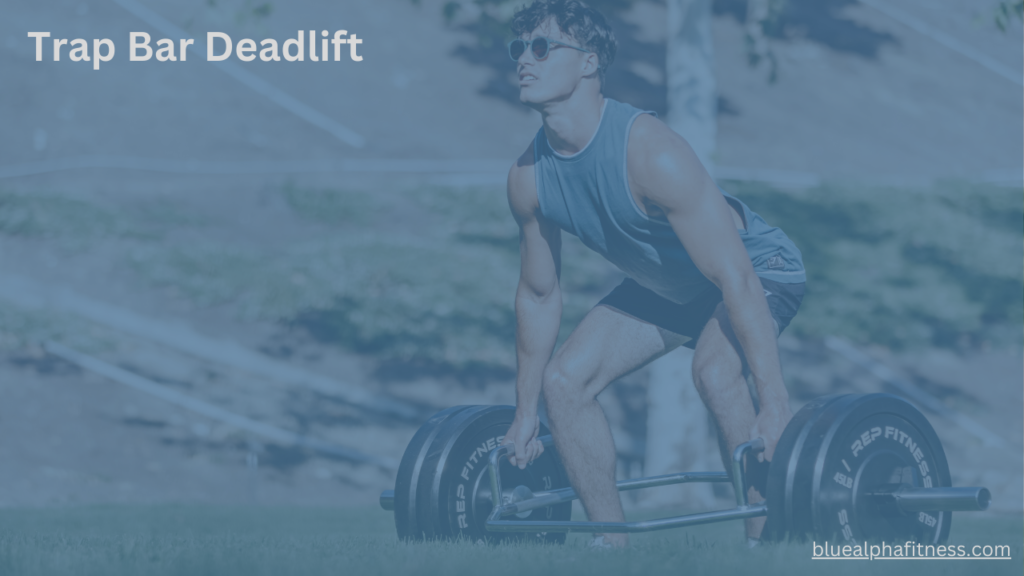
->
[690, 357, 718, 392]
[542, 361, 597, 409]
[691, 356, 742, 399]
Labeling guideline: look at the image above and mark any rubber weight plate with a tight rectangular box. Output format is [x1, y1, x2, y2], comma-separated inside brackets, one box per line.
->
[809, 394, 952, 544]
[416, 405, 572, 543]
[393, 405, 474, 540]
[764, 394, 952, 544]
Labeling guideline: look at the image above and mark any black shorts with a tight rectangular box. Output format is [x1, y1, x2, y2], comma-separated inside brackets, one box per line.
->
[597, 277, 805, 349]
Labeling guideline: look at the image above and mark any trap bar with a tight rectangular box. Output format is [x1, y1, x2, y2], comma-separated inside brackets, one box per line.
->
[485, 435, 768, 533]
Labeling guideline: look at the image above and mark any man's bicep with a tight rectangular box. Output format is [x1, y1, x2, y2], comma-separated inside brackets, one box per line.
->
[507, 157, 561, 297]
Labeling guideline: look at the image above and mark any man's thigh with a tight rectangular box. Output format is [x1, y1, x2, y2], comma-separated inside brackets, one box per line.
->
[548, 304, 690, 399]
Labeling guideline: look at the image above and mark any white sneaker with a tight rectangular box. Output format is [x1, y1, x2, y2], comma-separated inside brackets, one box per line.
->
[588, 535, 613, 550]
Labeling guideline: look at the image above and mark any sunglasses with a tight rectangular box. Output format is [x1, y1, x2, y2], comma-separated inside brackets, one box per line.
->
[508, 36, 591, 62]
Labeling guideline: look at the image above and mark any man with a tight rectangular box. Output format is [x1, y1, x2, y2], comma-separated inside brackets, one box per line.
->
[501, 0, 805, 548]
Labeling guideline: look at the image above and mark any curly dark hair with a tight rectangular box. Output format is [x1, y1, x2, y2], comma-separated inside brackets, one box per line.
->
[510, 0, 617, 79]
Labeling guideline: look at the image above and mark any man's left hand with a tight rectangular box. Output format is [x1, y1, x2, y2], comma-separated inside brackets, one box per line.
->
[749, 404, 792, 463]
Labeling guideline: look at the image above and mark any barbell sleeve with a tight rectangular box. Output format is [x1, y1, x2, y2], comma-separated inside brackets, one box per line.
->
[866, 484, 991, 512]
[893, 486, 991, 512]
[380, 489, 395, 511]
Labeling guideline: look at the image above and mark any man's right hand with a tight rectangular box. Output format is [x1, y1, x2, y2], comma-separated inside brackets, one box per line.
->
[503, 412, 545, 469]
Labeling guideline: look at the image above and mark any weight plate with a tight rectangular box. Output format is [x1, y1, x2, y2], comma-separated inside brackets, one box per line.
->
[393, 405, 473, 540]
[809, 394, 952, 544]
[764, 394, 952, 544]
[415, 405, 572, 543]
[762, 394, 849, 541]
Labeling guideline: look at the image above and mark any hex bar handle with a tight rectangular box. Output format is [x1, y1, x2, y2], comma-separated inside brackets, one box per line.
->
[731, 438, 764, 508]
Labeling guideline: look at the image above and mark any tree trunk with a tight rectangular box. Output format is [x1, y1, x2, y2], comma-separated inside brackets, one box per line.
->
[642, 0, 718, 508]
[642, 347, 715, 506]
[665, 0, 717, 174]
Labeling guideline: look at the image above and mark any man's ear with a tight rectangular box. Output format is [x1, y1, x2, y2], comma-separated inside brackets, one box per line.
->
[581, 51, 601, 77]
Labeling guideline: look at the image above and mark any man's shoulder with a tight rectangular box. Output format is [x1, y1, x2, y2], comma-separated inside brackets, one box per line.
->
[626, 113, 682, 157]
[625, 112, 708, 201]
[507, 140, 539, 220]
[626, 113, 702, 175]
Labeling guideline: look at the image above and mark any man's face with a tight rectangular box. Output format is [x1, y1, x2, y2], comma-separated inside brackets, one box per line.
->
[516, 18, 592, 106]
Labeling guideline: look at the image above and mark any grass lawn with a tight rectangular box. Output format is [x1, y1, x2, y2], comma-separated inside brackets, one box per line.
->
[0, 505, 1019, 576]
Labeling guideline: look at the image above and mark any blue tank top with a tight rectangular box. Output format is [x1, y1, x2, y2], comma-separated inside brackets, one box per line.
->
[533, 98, 805, 305]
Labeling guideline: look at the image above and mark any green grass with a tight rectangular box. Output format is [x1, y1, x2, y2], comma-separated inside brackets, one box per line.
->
[0, 193, 124, 240]
[0, 506, 1019, 576]
[0, 301, 121, 357]
[0, 192, 196, 245]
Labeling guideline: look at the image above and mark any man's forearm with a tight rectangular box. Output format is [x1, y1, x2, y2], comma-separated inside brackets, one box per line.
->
[720, 273, 789, 410]
[513, 287, 562, 416]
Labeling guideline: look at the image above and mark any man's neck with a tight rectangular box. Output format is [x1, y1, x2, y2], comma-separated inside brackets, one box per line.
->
[539, 93, 606, 156]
